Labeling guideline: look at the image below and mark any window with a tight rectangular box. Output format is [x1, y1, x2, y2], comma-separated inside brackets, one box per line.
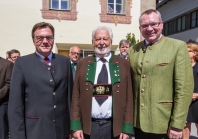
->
[100, 0, 132, 25]
[107, 0, 125, 14]
[190, 10, 198, 28]
[50, 0, 70, 10]
[164, 22, 168, 35]
[41, 0, 77, 21]
[177, 16, 186, 32]
[181, 16, 186, 31]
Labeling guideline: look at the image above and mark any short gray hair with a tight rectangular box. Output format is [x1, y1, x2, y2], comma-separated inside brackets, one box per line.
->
[139, 9, 162, 24]
[92, 26, 113, 41]
[119, 39, 131, 48]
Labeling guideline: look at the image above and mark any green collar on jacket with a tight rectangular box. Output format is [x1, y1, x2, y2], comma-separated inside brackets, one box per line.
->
[85, 54, 120, 85]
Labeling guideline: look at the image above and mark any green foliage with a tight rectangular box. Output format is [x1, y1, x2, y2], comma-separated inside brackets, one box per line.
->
[126, 33, 139, 47]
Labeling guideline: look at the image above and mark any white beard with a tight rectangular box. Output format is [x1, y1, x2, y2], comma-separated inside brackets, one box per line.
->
[94, 44, 111, 55]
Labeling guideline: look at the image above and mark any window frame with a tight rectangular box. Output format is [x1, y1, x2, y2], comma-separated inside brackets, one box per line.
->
[41, 0, 78, 21]
[107, 0, 124, 14]
[50, 0, 70, 10]
[190, 10, 198, 28]
[100, 0, 132, 25]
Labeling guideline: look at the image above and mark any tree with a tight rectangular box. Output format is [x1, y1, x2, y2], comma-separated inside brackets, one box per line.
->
[126, 33, 139, 47]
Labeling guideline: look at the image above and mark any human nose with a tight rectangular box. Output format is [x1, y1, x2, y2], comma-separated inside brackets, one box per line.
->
[146, 25, 153, 30]
[99, 39, 105, 44]
[42, 37, 48, 43]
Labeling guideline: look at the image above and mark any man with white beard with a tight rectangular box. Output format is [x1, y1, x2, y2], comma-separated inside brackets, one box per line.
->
[70, 26, 133, 139]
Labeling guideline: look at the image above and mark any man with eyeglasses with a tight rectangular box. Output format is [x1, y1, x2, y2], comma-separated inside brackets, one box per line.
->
[69, 46, 81, 81]
[129, 9, 193, 139]
[118, 39, 131, 60]
[8, 22, 72, 139]
[7, 49, 20, 63]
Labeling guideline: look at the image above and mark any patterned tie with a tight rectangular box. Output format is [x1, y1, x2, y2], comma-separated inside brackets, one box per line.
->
[95, 58, 109, 106]
[44, 57, 49, 65]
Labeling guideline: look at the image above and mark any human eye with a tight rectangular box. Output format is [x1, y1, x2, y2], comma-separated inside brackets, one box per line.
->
[46, 36, 53, 41]
[150, 22, 158, 27]
[95, 38, 101, 41]
[141, 24, 149, 28]
[35, 36, 43, 41]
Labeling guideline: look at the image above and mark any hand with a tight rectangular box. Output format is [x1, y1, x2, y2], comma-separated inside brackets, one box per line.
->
[73, 130, 84, 139]
[119, 132, 129, 139]
[192, 93, 198, 101]
[168, 127, 182, 139]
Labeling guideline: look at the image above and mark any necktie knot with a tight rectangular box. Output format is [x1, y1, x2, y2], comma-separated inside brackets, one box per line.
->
[73, 62, 77, 66]
[44, 57, 49, 65]
[100, 58, 107, 63]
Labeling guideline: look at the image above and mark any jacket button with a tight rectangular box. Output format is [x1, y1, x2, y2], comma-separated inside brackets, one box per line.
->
[141, 89, 144, 93]
[140, 61, 143, 65]
[53, 120, 55, 123]
[53, 92, 56, 95]
[54, 105, 56, 108]
[86, 89, 88, 91]
[50, 79, 53, 82]
[48, 67, 50, 70]
[142, 74, 146, 78]
[141, 103, 145, 107]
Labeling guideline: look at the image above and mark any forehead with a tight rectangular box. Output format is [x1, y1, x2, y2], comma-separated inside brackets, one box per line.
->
[11, 53, 20, 56]
[34, 27, 53, 35]
[140, 12, 160, 24]
[121, 43, 130, 47]
[94, 29, 110, 38]
[71, 47, 80, 52]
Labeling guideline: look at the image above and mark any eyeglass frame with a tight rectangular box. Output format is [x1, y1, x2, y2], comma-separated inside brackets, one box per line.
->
[140, 22, 162, 29]
[70, 52, 80, 55]
[34, 35, 54, 42]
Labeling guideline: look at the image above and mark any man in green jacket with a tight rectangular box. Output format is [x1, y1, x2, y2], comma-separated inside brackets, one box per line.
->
[129, 9, 194, 139]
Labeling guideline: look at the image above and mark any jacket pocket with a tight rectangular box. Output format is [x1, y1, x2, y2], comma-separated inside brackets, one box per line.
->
[156, 63, 170, 66]
[158, 101, 173, 104]
[25, 115, 39, 119]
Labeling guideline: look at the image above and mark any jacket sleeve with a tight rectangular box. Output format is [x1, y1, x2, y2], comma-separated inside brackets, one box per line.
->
[8, 59, 26, 139]
[0, 61, 13, 101]
[170, 42, 194, 129]
[70, 61, 82, 130]
[121, 60, 134, 134]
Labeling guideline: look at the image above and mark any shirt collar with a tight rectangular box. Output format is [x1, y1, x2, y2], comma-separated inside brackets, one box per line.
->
[35, 51, 53, 61]
[96, 52, 111, 63]
[145, 34, 162, 46]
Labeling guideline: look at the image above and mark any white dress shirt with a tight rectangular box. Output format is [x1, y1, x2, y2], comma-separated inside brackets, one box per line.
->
[91, 53, 112, 118]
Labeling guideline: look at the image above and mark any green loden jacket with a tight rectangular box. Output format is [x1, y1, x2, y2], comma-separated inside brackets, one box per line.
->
[129, 36, 194, 133]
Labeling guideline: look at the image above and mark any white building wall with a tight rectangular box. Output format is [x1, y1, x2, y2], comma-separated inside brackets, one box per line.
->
[0, 0, 141, 58]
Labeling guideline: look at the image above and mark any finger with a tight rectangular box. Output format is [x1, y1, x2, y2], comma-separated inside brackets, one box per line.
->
[119, 133, 123, 139]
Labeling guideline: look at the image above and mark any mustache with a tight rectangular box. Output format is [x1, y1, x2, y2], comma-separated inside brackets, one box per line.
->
[97, 44, 106, 49]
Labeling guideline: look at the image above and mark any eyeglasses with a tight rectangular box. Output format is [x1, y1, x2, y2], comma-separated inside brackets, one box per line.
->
[70, 52, 80, 55]
[11, 56, 19, 59]
[140, 22, 161, 29]
[34, 36, 54, 42]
